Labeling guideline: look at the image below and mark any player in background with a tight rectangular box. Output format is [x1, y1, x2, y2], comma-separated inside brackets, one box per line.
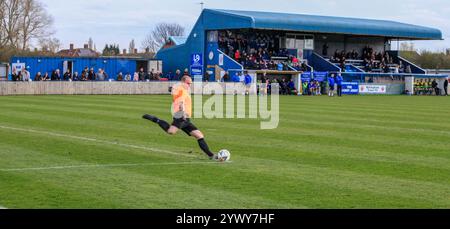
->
[244, 71, 253, 95]
[328, 74, 335, 97]
[142, 75, 218, 160]
[336, 74, 343, 97]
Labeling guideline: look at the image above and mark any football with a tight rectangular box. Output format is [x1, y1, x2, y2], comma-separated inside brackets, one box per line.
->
[217, 150, 231, 162]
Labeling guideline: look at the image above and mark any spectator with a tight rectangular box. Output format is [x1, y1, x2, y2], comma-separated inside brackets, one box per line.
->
[88, 68, 96, 81]
[154, 72, 162, 81]
[72, 72, 80, 81]
[138, 68, 145, 81]
[117, 72, 124, 81]
[287, 79, 298, 95]
[399, 61, 405, 73]
[17, 71, 23, 81]
[322, 43, 329, 56]
[301, 62, 308, 72]
[82, 67, 88, 79]
[173, 69, 182, 81]
[42, 72, 50, 81]
[336, 74, 343, 97]
[166, 71, 173, 80]
[405, 65, 412, 74]
[444, 78, 449, 96]
[315, 80, 322, 95]
[277, 62, 284, 71]
[96, 68, 107, 81]
[34, 72, 42, 81]
[81, 70, 88, 81]
[234, 50, 241, 61]
[182, 69, 190, 79]
[63, 70, 72, 81]
[432, 79, 439, 96]
[308, 80, 316, 96]
[22, 68, 31, 81]
[231, 73, 240, 83]
[133, 72, 139, 81]
[11, 68, 18, 81]
[125, 73, 131, 81]
[222, 72, 230, 82]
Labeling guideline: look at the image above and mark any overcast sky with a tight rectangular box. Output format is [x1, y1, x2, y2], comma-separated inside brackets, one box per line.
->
[41, 0, 450, 52]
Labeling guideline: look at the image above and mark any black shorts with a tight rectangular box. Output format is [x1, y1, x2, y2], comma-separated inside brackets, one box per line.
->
[172, 118, 198, 136]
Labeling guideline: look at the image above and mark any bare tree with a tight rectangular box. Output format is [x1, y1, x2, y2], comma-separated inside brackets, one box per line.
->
[141, 36, 159, 53]
[0, 0, 54, 50]
[1, 0, 22, 48]
[38, 37, 61, 53]
[142, 23, 185, 53]
[0, 0, 5, 47]
[19, 0, 54, 50]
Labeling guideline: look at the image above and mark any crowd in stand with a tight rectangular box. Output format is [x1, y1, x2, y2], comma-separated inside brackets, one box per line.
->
[10, 67, 167, 82]
[330, 46, 411, 74]
[218, 30, 308, 71]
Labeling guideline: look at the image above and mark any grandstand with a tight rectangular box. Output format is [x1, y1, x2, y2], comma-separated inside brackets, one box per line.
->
[157, 9, 448, 94]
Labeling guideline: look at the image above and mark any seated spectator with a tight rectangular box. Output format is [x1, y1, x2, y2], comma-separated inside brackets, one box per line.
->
[399, 61, 405, 73]
[309, 81, 316, 96]
[301, 62, 308, 71]
[133, 72, 139, 81]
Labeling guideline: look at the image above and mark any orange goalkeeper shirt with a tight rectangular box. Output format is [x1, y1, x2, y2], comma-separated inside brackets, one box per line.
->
[172, 85, 192, 118]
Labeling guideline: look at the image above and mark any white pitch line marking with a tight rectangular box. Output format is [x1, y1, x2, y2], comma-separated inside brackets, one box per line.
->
[0, 125, 196, 158]
[0, 206, 7, 209]
[0, 161, 219, 172]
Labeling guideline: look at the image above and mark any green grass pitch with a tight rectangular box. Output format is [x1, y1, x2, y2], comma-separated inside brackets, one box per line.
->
[0, 95, 449, 209]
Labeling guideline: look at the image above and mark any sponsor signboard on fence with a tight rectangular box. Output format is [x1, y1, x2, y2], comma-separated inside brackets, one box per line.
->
[342, 82, 359, 95]
[359, 84, 387, 94]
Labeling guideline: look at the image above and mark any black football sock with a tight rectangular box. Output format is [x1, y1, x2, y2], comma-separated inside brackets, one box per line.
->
[198, 138, 214, 157]
[156, 119, 170, 132]
[143, 114, 170, 132]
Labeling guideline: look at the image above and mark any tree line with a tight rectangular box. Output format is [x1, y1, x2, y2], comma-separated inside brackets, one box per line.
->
[0, 0, 55, 61]
[400, 42, 450, 69]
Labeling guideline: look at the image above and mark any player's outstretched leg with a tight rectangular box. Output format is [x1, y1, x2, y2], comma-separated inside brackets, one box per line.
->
[143, 114, 170, 132]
